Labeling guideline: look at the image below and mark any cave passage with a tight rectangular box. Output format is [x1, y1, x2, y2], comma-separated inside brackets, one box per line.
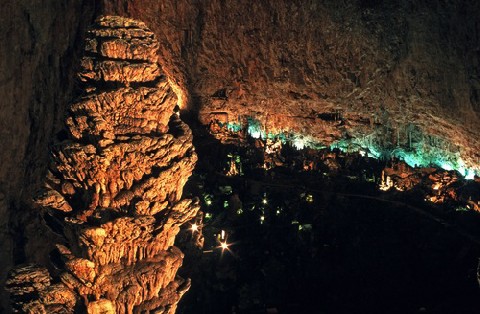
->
[176, 117, 480, 314]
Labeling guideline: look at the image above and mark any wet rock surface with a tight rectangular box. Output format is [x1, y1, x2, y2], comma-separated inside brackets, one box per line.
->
[6, 16, 199, 314]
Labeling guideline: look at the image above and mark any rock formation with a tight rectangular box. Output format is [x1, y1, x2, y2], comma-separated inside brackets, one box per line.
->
[1, 0, 480, 311]
[6, 16, 199, 314]
[101, 0, 480, 174]
[0, 2, 95, 310]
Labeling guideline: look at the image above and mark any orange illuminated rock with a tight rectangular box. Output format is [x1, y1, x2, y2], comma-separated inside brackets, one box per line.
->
[87, 299, 116, 314]
[6, 16, 199, 314]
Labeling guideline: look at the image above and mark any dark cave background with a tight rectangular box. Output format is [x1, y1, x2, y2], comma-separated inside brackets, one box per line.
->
[175, 120, 480, 314]
[1, 0, 480, 312]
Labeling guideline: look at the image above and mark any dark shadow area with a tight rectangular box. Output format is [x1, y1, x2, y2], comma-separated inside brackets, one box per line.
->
[177, 114, 480, 314]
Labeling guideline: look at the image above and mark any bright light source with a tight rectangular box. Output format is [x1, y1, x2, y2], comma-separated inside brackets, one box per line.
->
[262, 198, 268, 205]
[219, 241, 229, 252]
[221, 230, 226, 240]
[205, 199, 212, 206]
[191, 223, 198, 232]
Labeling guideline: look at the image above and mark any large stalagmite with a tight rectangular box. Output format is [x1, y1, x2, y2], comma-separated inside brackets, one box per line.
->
[6, 16, 199, 314]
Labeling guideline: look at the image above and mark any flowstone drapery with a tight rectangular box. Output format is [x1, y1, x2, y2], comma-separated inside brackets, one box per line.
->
[6, 16, 199, 314]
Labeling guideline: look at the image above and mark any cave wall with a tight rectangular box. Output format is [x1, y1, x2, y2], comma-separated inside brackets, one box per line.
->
[0, 1, 95, 311]
[0, 0, 480, 311]
[102, 0, 480, 170]
[6, 16, 199, 313]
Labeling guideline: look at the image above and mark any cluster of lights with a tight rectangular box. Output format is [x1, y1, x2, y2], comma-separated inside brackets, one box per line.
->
[190, 215, 234, 255]
[199, 183, 323, 260]
[200, 192, 237, 256]
[198, 189, 323, 259]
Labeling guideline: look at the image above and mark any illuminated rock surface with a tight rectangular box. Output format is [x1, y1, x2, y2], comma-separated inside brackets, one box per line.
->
[100, 0, 480, 175]
[0, 1, 479, 312]
[6, 16, 199, 314]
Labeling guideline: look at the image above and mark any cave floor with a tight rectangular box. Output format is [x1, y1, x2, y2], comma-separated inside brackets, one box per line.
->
[176, 121, 480, 314]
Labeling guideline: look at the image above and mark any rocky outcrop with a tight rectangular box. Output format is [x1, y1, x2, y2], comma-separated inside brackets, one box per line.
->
[2, 1, 480, 311]
[6, 16, 199, 314]
[100, 0, 480, 173]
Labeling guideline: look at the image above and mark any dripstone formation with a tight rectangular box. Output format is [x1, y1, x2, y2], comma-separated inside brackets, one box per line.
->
[6, 16, 199, 314]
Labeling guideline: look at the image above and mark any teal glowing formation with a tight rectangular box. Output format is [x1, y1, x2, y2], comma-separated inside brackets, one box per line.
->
[219, 117, 478, 179]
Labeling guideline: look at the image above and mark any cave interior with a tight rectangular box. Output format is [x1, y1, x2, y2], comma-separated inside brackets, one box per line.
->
[1, 1, 480, 314]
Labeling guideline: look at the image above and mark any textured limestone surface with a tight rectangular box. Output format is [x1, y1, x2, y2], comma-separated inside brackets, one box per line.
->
[6, 16, 199, 314]
[0, 1, 96, 311]
[101, 0, 480, 172]
[1, 0, 480, 312]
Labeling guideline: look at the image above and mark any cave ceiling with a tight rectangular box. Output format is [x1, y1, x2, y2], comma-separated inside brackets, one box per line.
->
[1, 0, 480, 312]
[102, 0, 480, 175]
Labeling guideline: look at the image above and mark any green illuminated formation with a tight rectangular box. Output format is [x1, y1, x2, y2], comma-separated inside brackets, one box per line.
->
[330, 125, 478, 179]
[222, 119, 323, 149]
[217, 116, 479, 179]
[331, 137, 477, 179]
